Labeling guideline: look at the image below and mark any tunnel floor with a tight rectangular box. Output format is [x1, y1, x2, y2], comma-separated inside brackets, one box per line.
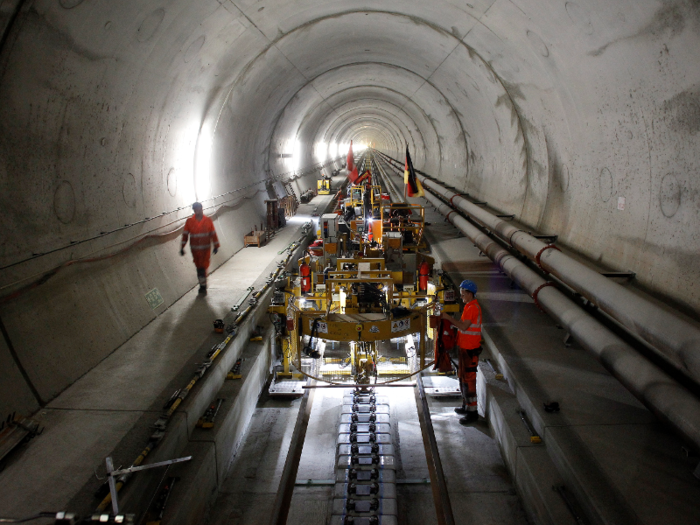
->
[206, 383, 528, 525]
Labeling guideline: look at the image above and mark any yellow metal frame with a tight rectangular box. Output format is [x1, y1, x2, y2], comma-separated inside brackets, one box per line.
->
[317, 178, 331, 195]
[380, 203, 425, 249]
[269, 205, 459, 385]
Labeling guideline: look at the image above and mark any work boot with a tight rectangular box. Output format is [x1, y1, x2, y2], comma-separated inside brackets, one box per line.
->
[459, 412, 479, 424]
[454, 406, 468, 415]
[199, 285, 207, 294]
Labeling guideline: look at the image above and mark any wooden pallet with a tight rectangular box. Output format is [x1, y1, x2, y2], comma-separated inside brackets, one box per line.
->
[244, 230, 266, 247]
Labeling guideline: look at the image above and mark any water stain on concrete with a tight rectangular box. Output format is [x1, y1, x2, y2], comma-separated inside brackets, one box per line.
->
[662, 87, 700, 134]
[589, 1, 693, 57]
[24, 7, 110, 63]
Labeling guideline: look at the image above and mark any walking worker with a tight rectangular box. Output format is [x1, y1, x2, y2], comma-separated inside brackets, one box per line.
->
[180, 202, 220, 293]
[441, 279, 482, 423]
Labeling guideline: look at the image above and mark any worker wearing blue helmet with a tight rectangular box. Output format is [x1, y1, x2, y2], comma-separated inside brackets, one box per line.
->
[441, 279, 482, 423]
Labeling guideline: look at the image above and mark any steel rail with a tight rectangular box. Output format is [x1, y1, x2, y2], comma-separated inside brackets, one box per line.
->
[375, 150, 700, 389]
[268, 381, 317, 525]
[415, 373, 456, 525]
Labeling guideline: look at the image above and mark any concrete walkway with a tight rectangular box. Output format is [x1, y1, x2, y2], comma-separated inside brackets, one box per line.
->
[0, 195, 333, 521]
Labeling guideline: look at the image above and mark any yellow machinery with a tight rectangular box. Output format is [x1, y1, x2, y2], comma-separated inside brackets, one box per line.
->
[268, 170, 459, 394]
[317, 175, 331, 195]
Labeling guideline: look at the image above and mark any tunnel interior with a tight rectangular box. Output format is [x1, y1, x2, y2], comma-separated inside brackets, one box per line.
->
[0, 0, 699, 522]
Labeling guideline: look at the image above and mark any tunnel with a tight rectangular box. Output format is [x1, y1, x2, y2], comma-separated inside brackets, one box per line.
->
[1, 1, 699, 524]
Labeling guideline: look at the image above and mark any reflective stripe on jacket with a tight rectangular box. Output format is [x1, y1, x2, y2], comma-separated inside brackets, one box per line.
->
[181, 215, 220, 250]
[458, 299, 482, 350]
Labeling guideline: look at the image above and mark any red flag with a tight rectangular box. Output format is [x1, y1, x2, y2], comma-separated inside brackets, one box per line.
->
[346, 140, 354, 172]
[404, 146, 425, 198]
[349, 165, 359, 183]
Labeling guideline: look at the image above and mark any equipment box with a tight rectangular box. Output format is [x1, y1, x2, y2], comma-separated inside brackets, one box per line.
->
[244, 230, 266, 247]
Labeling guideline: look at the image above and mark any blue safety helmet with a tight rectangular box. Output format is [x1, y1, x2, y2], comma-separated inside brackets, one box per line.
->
[459, 279, 477, 294]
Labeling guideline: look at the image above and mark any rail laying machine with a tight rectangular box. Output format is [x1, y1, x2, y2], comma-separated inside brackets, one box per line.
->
[268, 169, 460, 394]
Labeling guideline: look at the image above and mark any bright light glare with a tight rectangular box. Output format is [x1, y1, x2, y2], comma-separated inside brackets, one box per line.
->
[281, 138, 302, 173]
[194, 126, 213, 200]
[292, 139, 301, 172]
[175, 124, 198, 204]
[287, 215, 313, 224]
[314, 141, 328, 164]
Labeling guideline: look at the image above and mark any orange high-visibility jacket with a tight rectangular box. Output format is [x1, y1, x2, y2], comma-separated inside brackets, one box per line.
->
[457, 299, 482, 350]
[181, 214, 220, 269]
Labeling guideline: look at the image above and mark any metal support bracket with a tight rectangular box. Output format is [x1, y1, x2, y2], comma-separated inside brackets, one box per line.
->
[232, 287, 255, 311]
[483, 358, 503, 380]
[518, 410, 542, 444]
[104, 455, 192, 516]
[563, 332, 572, 348]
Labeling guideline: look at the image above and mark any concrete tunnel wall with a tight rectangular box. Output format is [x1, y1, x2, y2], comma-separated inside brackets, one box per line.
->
[0, 0, 699, 419]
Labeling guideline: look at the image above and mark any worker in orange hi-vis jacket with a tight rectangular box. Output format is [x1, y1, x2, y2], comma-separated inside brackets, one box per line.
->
[441, 279, 482, 424]
[180, 202, 220, 294]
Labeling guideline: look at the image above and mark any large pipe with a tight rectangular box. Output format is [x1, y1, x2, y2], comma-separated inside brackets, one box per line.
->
[378, 151, 700, 389]
[424, 177, 700, 387]
[420, 188, 700, 454]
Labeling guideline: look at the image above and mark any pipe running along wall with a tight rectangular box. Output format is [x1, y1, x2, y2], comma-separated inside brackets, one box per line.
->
[420, 176, 700, 389]
[378, 151, 700, 390]
[421, 183, 700, 453]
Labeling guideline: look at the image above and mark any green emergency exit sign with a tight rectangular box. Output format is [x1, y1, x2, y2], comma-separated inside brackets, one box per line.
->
[145, 288, 164, 309]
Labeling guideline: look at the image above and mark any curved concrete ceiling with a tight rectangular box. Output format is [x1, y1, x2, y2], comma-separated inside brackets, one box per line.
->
[1, 1, 699, 313]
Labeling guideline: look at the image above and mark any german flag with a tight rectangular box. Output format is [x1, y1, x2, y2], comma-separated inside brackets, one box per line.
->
[404, 145, 425, 198]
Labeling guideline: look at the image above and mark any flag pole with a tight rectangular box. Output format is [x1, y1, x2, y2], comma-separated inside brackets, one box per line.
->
[404, 143, 408, 200]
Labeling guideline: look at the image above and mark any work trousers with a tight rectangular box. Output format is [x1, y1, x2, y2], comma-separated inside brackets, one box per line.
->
[196, 267, 207, 288]
[458, 347, 480, 412]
